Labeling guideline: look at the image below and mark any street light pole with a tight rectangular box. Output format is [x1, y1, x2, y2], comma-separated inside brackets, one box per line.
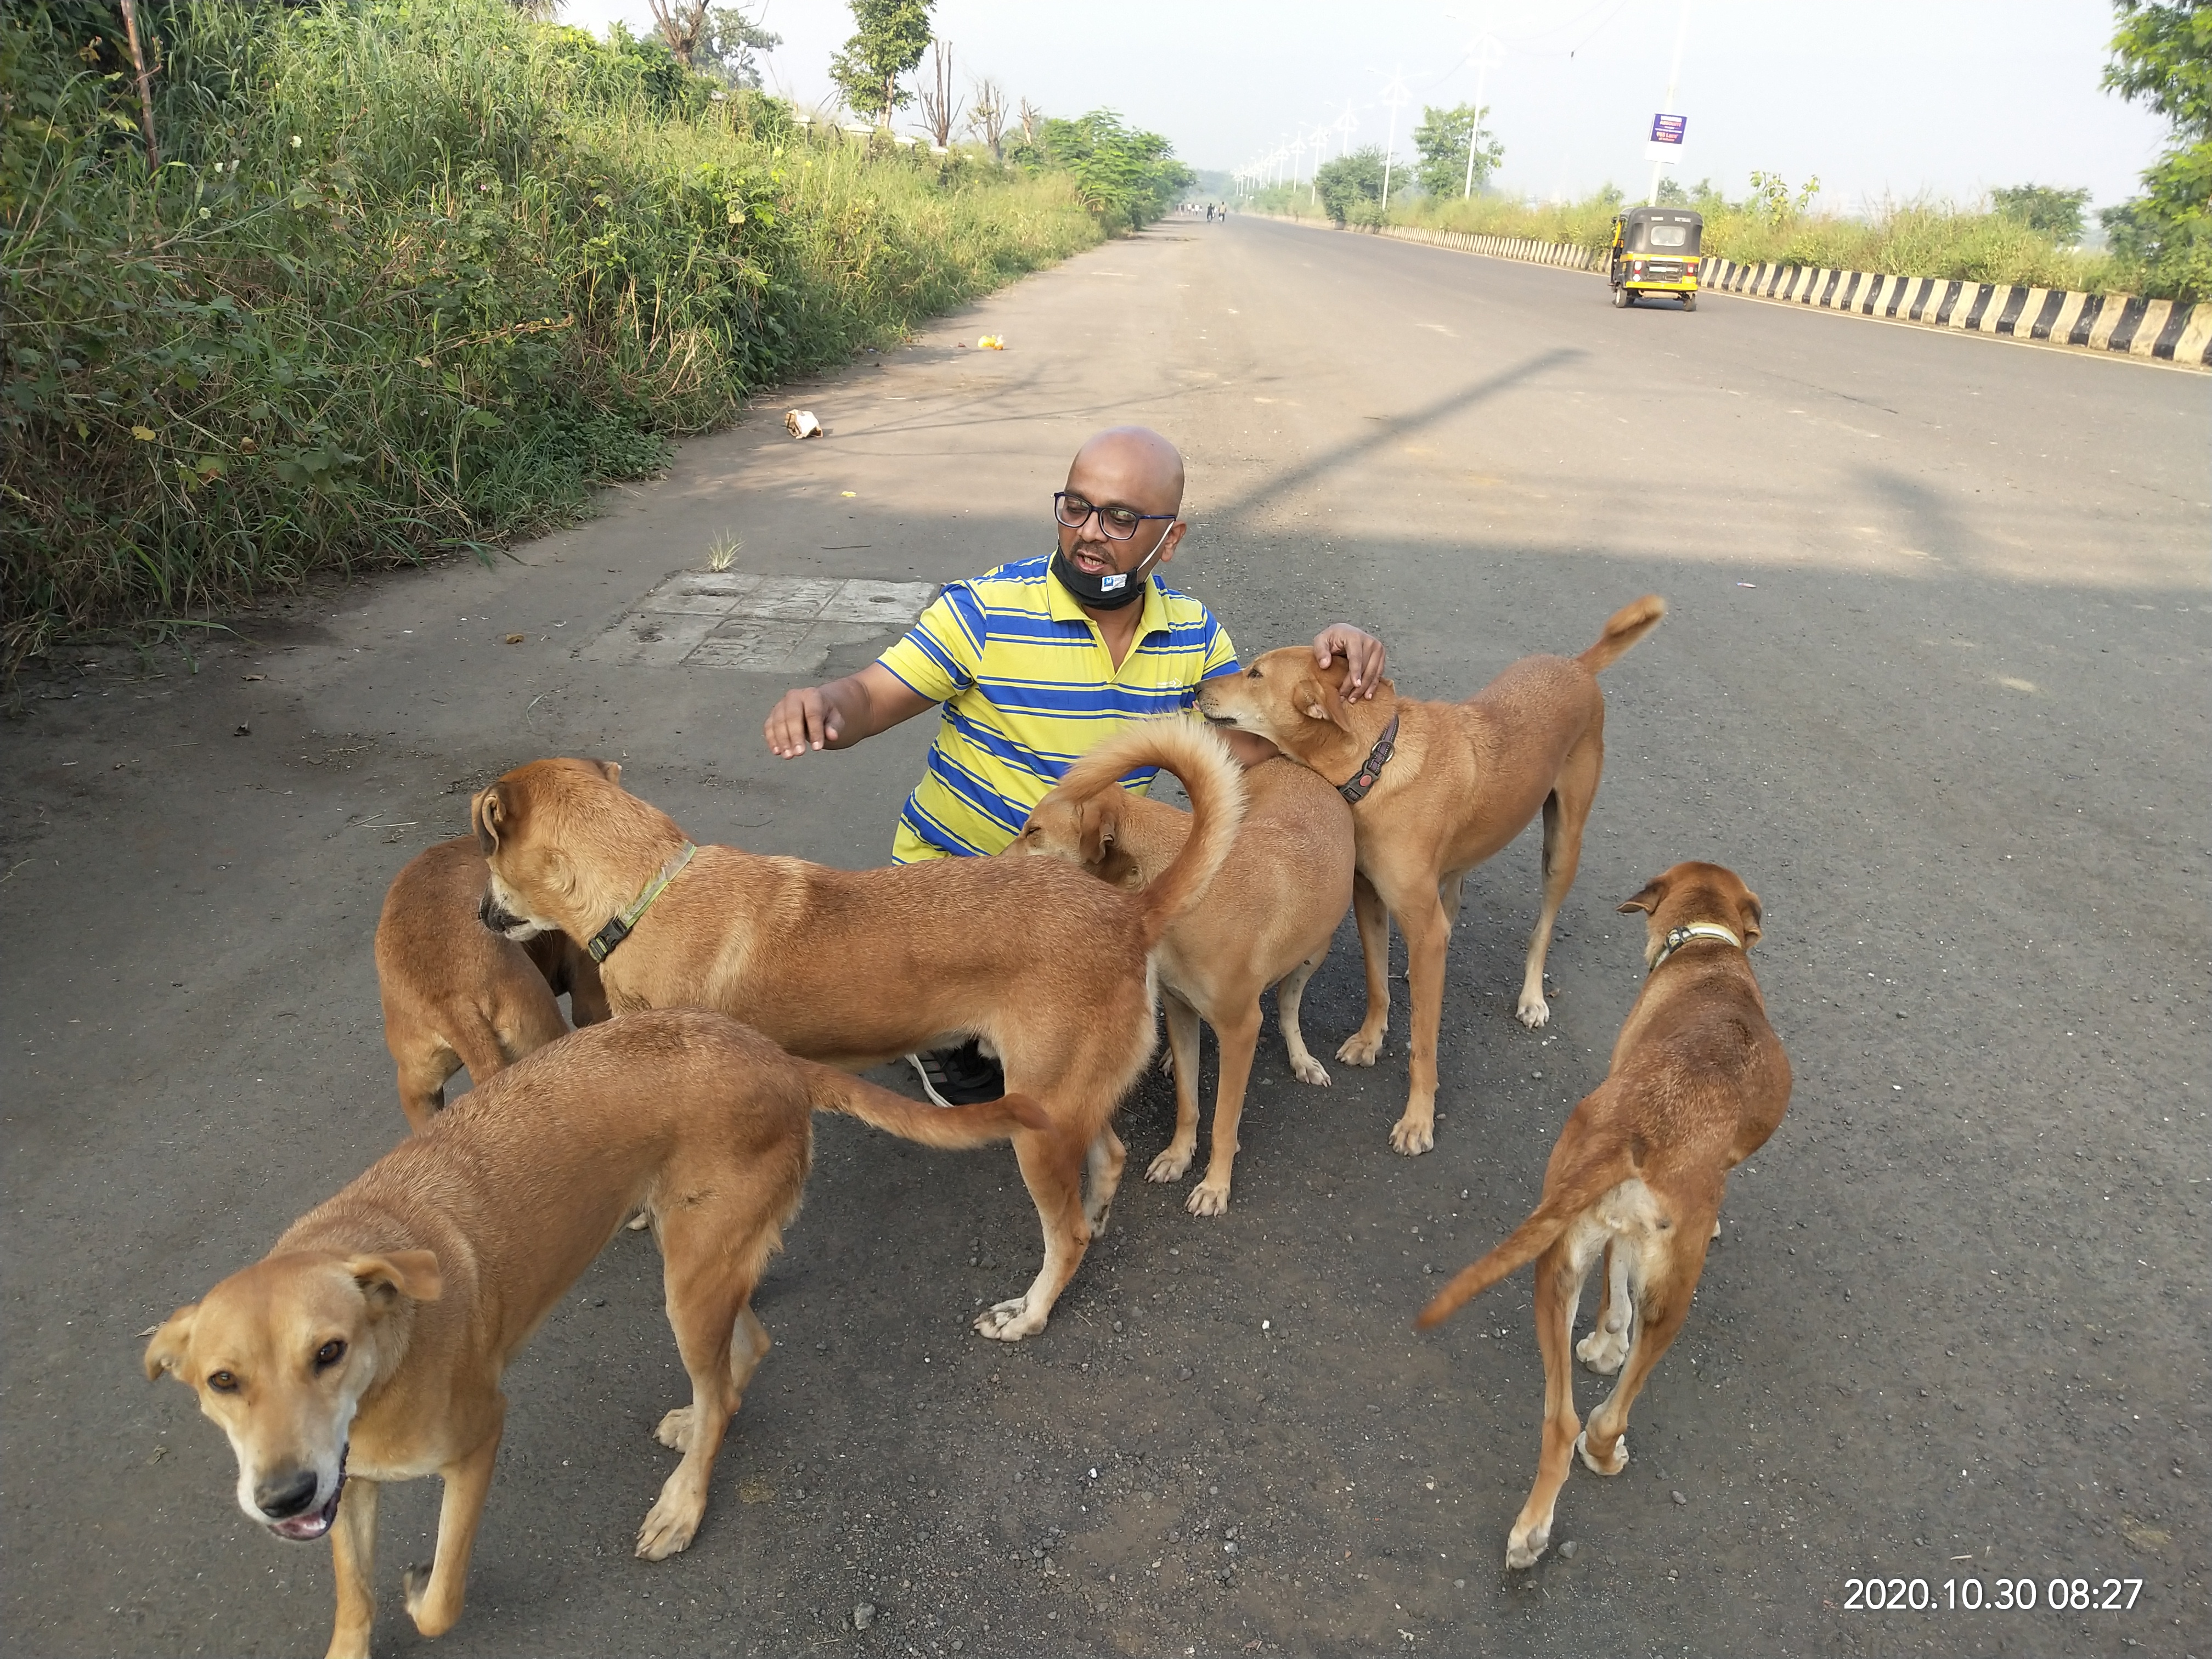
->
[1378, 68, 1409, 214]
[1463, 35, 1502, 198]
[1647, 0, 1691, 206]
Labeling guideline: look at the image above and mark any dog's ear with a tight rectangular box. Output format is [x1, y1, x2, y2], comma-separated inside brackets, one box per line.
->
[1737, 888, 1764, 947]
[143, 1304, 199, 1381]
[583, 759, 622, 786]
[472, 784, 509, 857]
[1076, 795, 1122, 870]
[1294, 675, 1353, 731]
[346, 1251, 443, 1311]
[1617, 874, 1668, 916]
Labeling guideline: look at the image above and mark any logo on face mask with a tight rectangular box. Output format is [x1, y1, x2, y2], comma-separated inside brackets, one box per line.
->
[1099, 572, 1128, 592]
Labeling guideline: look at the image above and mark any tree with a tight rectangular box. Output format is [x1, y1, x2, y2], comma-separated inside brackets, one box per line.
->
[2100, 1, 2211, 300]
[1314, 146, 1387, 226]
[1018, 98, 1043, 144]
[967, 77, 1008, 161]
[1411, 103, 1503, 197]
[827, 0, 932, 128]
[915, 40, 961, 148]
[701, 5, 781, 88]
[1008, 110, 1195, 231]
[1990, 184, 2091, 242]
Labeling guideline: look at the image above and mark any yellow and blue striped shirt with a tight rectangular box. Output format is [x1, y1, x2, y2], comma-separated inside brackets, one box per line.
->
[876, 555, 1239, 861]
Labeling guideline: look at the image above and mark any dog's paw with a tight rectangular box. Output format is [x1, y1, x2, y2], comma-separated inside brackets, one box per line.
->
[1515, 992, 1552, 1030]
[401, 1563, 433, 1621]
[635, 1481, 704, 1561]
[973, 1296, 1045, 1342]
[625, 1210, 652, 1232]
[1389, 1113, 1436, 1156]
[1575, 1327, 1629, 1375]
[1289, 1053, 1331, 1087]
[1504, 1522, 1550, 1571]
[1187, 1178, 1231, 1217]
[1336, 1029, 1384, 1067]
[1575, 1428, 1628, 1476]
[1146, 1145, 1194, 1184]
[654, 1405, 696, 1453]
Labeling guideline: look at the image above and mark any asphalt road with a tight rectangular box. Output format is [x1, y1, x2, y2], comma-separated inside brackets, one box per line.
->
[4, 211, 2205, 1659]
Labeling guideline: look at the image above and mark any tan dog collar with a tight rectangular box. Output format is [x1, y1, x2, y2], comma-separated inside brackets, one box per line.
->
[1650, 921, 1740, 972]
[588, 843, 696, 964]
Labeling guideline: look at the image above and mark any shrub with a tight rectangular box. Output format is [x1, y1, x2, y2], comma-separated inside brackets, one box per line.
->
[1, 0, 1099, 662]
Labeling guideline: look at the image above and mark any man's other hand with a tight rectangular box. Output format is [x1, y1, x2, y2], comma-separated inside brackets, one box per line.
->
[1312, 624, 1388, 700]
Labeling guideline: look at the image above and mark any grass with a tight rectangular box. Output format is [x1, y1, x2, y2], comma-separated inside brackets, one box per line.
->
[1249, 183, 2130, 297]
[1, 0, 1102, 666]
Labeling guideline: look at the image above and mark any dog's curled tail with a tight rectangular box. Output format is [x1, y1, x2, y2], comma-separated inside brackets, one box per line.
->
[1577, 595, 1667, 673]
[1052, 718, 1248, 949]
[810, 1070, 1049, 1150]
[1414, 1133, 1635, 1330]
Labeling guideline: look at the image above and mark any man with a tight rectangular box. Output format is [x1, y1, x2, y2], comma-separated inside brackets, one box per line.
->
[764, 425, 1384, 1100]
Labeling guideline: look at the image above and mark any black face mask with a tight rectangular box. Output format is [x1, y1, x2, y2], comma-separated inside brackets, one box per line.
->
[1050, 545, 1160, 611]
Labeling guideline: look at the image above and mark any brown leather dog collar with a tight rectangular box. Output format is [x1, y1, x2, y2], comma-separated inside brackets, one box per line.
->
[1336, 713, 1400, 805]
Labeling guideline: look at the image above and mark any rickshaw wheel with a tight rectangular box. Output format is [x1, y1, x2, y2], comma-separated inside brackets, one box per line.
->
[1612, 286, 1632, 308]
[1683, 292, 1697, 312]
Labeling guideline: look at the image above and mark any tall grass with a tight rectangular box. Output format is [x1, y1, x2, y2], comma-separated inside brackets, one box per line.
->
[1251, 183, 2127, 296]
[1, 0, 1100, 664]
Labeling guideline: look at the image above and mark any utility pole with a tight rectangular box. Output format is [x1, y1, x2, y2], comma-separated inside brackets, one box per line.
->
[1378, 67, 1410, 213]
[1647, 0, 1691, 206]
[1463, 33, 1502, 198]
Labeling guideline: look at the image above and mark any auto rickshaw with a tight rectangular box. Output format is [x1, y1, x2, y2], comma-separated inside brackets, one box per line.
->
[1606, 206, 1703, 309]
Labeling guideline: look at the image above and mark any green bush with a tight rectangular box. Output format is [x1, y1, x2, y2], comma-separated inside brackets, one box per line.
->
[1375, 182, 2123, 292]
[1, 0, 1100, 663]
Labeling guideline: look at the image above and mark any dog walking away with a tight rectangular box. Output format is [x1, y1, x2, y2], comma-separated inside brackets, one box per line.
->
[1008, 723, 1353, 1216]
[1415, 862, 1790, 1569]
[374, 837, 611, 1133]
[471, 744, 1245, 1342]
[144, 1011, 1041, 1659]
[1197, 596, 1665, 1157]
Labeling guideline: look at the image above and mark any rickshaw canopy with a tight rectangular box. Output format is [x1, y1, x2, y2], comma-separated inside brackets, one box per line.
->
[1615, 206, 1703, 256]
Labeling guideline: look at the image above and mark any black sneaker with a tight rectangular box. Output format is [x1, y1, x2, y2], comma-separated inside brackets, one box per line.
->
[907, 1039, 1005, 1107]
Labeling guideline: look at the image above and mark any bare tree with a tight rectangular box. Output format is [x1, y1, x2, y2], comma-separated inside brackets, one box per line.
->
[1018, 97, 1042, 144]
[915, 40, 961, 149]
[967, 75, 1007, 161]
[646, 0, 710, 63]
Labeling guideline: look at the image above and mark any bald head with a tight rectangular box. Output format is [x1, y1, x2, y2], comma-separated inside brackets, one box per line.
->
[1066, 426, 1186, 515]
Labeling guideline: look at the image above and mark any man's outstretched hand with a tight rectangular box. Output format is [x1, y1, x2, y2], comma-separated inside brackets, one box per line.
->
[764, 664, 936, 758]
[1313, 624, 1388, 701]
[764, 686, 842, 757]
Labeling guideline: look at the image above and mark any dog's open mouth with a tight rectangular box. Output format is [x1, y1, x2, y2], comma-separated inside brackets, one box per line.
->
[267, 1448, 346, 1542]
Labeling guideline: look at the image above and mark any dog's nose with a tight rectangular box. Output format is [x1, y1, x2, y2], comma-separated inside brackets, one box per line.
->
[255, 1469, 320, 1520]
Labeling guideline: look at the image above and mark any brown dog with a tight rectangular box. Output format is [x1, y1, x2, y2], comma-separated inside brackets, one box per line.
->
[1415, 861, 1790, 1568]
[374, 837, 611, 1133]
[144, 1011, 1042, 1659]
[1196, 596, 1666, 1156]
[470, 745, 1244, 1341]
[1007, 723, 1353, 1215]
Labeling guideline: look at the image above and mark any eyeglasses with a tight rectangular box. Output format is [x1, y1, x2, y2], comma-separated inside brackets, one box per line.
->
[1054, 492, 1177, 541]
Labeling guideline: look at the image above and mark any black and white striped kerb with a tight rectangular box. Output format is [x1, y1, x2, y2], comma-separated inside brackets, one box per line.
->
[1317, 217, 2210, 368]
[1696, 258, 2212, 366]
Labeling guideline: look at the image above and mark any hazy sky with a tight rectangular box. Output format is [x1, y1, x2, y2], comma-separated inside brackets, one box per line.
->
[556, 0, 2172, 213]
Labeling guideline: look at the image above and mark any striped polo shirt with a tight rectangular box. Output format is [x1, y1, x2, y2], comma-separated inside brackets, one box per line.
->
[876, 554, 1239, 861]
